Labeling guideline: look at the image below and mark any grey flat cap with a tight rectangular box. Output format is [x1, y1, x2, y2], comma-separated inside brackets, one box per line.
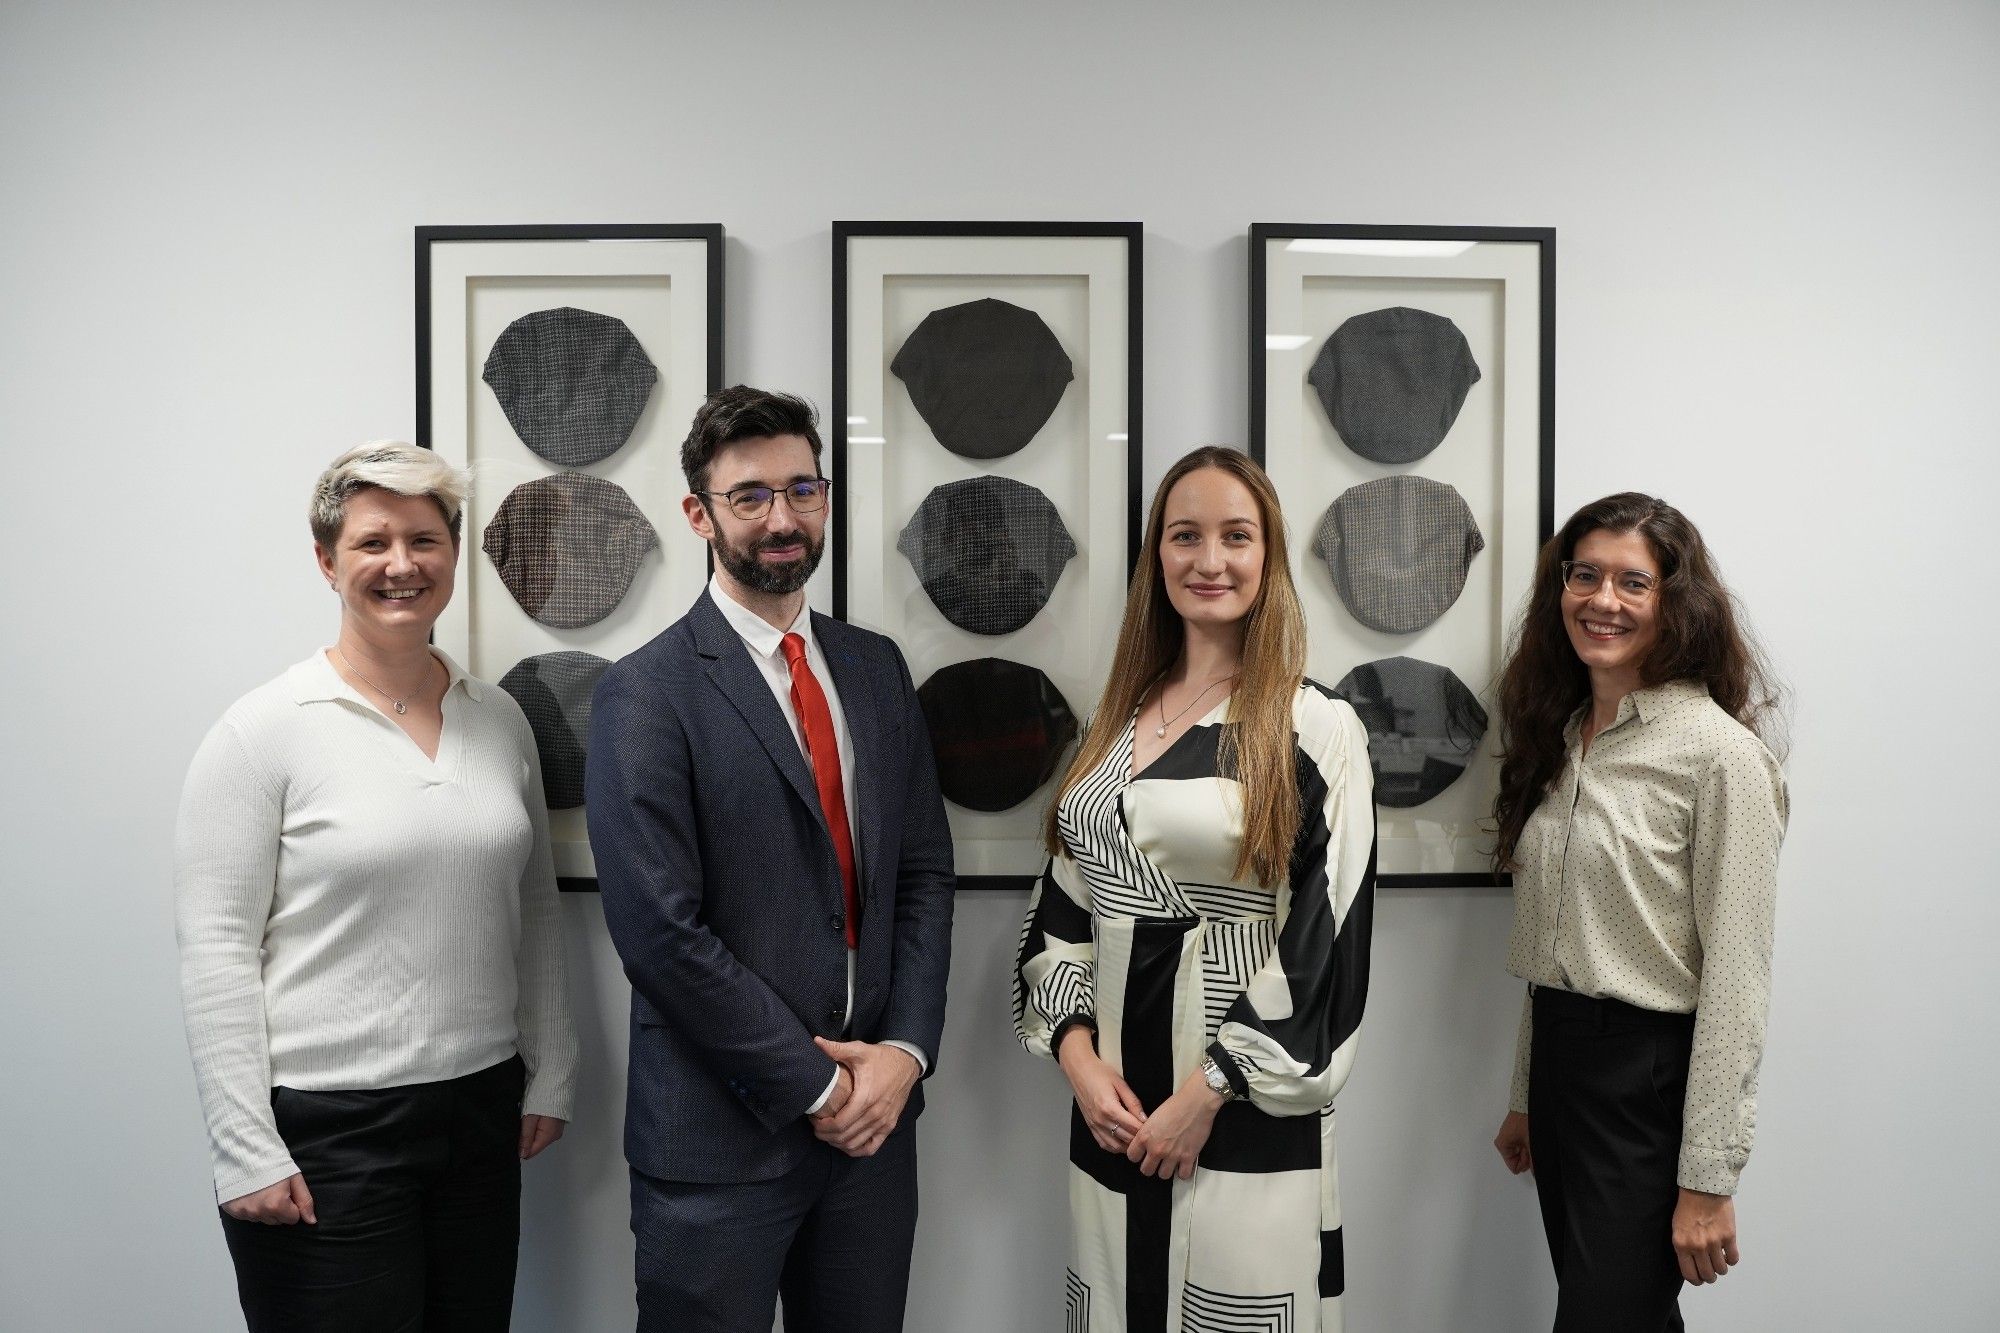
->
[917, 658, 1079, 812]
[498, 651, 611, 809]
[1313, 476, 1485, 634]
[1331, 656, 1488, 808]
[1308, 306, 1481, 464]
[890, 297, 1074, 459]
[897, 477, 1077, 635]
[482, 472, 660, 629]
[482, 306, 658, 467]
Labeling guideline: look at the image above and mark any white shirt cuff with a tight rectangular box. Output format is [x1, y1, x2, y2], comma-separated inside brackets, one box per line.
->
[882, 1039, 929, 1075]
[805, 1066, 841, 1116]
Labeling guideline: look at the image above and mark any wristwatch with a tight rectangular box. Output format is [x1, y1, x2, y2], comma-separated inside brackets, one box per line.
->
[1200, 1056, 1238, 1101]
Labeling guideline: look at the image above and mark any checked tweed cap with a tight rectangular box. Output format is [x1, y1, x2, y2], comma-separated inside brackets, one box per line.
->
[1309, 306, 1481, 464]
[1332, 656, 1489, 809]
[897, 476, 1077, 635]
[482, 472, 659, 629]
[482, 307, 658, 467]
[890, 297, 1074, 459]
[498, 651, 611, 809]
[918, 658, 1079, 812]
[1313, 475, 1485, 634]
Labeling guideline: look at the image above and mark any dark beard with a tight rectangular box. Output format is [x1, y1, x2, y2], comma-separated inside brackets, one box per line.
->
[713, 526, 824, 595]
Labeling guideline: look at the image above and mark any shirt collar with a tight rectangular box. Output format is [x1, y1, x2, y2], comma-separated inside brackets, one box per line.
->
[708, 574, 812, 661]
[288, 646, 480, 705]
[1630, 677, 1709, 723]
[1565, 677, 1709, 742]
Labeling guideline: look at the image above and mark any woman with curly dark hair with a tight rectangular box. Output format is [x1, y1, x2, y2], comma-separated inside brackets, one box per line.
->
[1489, 493, 1787, 1331]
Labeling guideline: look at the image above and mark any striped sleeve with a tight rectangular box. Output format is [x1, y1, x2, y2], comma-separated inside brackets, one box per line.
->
[1013, 850, 1097, 1059]
[1211, 695, 1377, 1116]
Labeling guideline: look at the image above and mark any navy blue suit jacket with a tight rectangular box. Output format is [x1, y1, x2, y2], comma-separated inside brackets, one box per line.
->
[586, 590, 955, 1185]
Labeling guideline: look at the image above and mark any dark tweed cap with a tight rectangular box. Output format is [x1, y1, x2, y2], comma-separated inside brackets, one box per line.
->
[1331, 656, 1488, 808]
[482, 306, 658, 467]
[897, 477, 1077, 635]
[1313, 476, 1485, 634]
[890, 297, 1074, 459]
[917, 658, 1079, 812]
[1308, 306, 1481, 464]
[481, 472, 659, 629]
[497, 651, 611, 810]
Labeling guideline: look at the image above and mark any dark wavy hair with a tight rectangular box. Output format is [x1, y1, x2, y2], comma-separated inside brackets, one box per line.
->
[1492, 492, 1786, 869]
[681, 385, 822, 493]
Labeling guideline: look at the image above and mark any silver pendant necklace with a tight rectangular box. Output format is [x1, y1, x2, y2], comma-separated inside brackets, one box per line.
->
[332, 646, 426, 716]
[1155, 673, 1236, 738]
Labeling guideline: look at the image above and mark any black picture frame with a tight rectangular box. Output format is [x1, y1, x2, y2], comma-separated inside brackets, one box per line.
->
[1249, 223, 1555, 889]
[832, 221, 1143, 891]
[416, 223, 725, 891]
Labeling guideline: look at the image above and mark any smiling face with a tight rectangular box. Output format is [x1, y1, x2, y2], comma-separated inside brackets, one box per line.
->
[315, 487, 457, 641]
[1561, 526, 1662, 687]
[1158, 466, 1266, 631]
[683, 432, 826, 598]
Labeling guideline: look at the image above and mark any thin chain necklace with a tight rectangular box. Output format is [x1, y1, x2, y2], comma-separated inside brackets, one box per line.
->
[1155, 672, 1237, 739]
[332, 646, 432, 716]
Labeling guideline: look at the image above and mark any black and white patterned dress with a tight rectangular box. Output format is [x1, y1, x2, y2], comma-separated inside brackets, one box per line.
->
[1014, 684, 1377, 1333]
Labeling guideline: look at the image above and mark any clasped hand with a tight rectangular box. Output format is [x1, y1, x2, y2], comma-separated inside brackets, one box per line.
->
[1058, 1029, 1222, 1180]
[809, 1037, 919, 1158]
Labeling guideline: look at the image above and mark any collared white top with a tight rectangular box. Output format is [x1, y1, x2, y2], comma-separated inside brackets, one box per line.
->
[706, 577, 928, 1097]
[1505, 678, 1788, 1194]
[174, 648, 578, 1202]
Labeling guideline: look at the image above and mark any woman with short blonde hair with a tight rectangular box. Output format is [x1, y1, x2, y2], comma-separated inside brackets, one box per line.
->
[175, 441, 577, 1330]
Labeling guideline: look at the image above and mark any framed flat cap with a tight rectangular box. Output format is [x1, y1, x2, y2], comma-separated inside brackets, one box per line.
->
[1313, 475, 1485, 634]
[918, 658, 1079, 812]
[482, 306, 658, 467]
[897, 477, 1077, 635]
[1308, 306, 1481, 464]
[890, 297, 1074, 459]
[1331, 656, 1488, 808]
[497, 651, 611, 810]
[482, 472, 659, 629]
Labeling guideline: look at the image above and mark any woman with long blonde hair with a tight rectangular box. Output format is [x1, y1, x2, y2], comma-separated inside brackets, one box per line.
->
[1014, 447, 1376, 1331]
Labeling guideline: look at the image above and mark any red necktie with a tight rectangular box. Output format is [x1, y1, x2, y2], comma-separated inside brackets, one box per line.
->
[781, 633, 859, 949]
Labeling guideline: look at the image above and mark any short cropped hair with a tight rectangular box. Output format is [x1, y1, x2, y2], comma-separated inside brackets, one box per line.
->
[308, 441, 468, 551]
[681, 385, 823, 494]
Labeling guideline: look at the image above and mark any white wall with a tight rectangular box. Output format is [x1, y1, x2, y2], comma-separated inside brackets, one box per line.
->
[4, 2, 1997, 1328]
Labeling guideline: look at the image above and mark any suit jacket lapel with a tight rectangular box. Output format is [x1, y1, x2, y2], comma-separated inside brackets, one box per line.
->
[691, 592, 825, 830]
[815, 613, 885, 905]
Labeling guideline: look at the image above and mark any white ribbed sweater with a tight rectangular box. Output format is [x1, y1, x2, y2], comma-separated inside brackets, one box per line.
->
[174, 650, 578, 1201]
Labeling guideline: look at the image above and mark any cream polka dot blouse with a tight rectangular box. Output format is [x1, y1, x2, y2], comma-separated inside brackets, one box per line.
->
[1505, 678, 1788, 1195]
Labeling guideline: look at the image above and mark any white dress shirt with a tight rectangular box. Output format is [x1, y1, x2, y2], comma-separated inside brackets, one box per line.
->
[707, 578, 929, 1111]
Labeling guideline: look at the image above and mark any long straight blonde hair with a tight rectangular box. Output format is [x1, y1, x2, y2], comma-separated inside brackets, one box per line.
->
[1044, 446, 1309, 886]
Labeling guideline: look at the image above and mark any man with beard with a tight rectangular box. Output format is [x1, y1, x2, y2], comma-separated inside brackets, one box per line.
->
[586, 385, 955, 1333]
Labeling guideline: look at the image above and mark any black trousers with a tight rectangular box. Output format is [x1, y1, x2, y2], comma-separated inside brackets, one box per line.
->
[1529, 987, 1693, 1333]
[219, 1054, 526, 1333]
[629, 1124, 919, 1333]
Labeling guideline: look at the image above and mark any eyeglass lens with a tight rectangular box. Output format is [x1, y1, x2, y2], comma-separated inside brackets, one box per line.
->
[728, 480, 828, 519]
[1563, 561, 1656, 601]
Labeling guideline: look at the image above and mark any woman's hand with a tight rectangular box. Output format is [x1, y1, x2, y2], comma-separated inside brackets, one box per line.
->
[221, 1173, 316, 1226]
[1672, 1188, 1740, 1283]
[519, 1115, 567, 1161]
[1058, 1026, 1146, 1154]
[1125, 1072, 1225, 1180]
[1493, 1111, 1533, 1174]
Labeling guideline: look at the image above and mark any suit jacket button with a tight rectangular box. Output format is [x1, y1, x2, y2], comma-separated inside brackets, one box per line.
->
[830, 912, 844, 930]
[827, 1009, 844, 1026]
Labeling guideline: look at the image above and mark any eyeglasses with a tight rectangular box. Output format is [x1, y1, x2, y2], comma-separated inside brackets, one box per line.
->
[1561, 560, 1658, 604]
[697, 478, 832, 521]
